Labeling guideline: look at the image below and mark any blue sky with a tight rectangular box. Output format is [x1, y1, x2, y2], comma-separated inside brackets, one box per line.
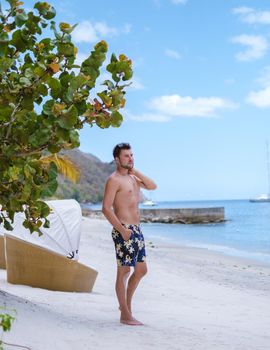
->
[23, 0, 270, 201]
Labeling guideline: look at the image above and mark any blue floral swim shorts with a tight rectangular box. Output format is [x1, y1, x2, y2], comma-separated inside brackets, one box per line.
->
[112, 224, 146, 267]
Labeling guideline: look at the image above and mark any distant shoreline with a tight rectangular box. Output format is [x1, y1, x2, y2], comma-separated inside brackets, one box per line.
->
[81, 207, 225, 224]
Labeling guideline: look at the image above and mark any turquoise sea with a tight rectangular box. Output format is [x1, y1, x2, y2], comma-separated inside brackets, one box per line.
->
[87, 200, 270, 265]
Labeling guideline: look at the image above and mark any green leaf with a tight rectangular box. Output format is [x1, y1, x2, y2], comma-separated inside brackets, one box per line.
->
[74, 100, 87, 115]
[68, 130, 80, 148]
[3, 219, 13, 231]
[59, 22, 77, 35]
[110, 111, 123, 127]
[57, 105, 78, 129]
[42, 100, 54, 115]
[0, 58, 14, 73]
[96, 114, 110, 129]
[21, 95, 34, 110]
[40, 38, 53, 50]
[28, 128, 51, 147]
[102, 79, 114, 90]
[94, 40, 108, 53]
[60, 71, 73, 83]
[20, 183, 32, 201]
[97, 92, 112, 107]
[44, 218, 50, 228]
[36, 200, 51, 217]
[34, 2, 56, 20]
[24, 164, 36, 179]
[15, 12, 28, 27]
[0, 32, 9, 57]
[10, 198, 20, 211]
[123, 69, 133, 81]
[22, 220, 30, 230]
[19, 77, 31, 86]
[112, 72, 120, 82]
[111, 90, 123, 106]
[48, 77, 61, 98]
[47, 144, 62, 153]
[37, 83, 48, 96]
[48, 161, 58, 180]
[56, 127, 70, 141]
[34, 66, 46, 77]
[57, 42, 75, 57]
[11, 30, 27, 52]
[40, 163, 58, 197]
[0, 105, 12, 120]
[110, 53, 118, 63]
[71, 74, 88, 89]
[24, 67, 35, 79]
[41, 179, 58, 197]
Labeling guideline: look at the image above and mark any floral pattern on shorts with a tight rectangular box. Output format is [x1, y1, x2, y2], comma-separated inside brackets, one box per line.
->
[112, 224, 146, 267]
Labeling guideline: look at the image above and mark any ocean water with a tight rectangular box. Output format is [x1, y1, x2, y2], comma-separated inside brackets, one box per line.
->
[140, 200, 270, 265]
[88, 199, 270, 265]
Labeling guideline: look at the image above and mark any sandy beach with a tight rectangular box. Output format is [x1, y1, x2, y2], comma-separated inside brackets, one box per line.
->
[1, 217, 270, 350]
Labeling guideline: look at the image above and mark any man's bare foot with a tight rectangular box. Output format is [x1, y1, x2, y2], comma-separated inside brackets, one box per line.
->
[119, 307, 143, 325]
[120, 318, 143, 326]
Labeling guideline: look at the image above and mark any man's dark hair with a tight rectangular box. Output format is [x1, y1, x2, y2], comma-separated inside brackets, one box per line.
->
[113, 143, 131, 158]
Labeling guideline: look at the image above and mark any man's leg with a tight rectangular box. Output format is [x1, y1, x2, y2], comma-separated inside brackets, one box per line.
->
[115, 266, 131, 321]
[116, 266, 143, 325]
[126, 262, 147, 315]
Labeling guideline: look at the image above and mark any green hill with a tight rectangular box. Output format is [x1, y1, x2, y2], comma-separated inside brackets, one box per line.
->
[55, 148, 115, 204]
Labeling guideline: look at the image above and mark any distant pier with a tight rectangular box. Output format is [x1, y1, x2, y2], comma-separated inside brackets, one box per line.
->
[82, 207, 225, 224]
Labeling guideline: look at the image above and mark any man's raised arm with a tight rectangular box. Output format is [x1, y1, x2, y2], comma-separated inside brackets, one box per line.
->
[129, 168, 157, 190]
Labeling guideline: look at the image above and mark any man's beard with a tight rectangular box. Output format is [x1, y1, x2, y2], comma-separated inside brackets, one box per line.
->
[120, 161, 133, 170]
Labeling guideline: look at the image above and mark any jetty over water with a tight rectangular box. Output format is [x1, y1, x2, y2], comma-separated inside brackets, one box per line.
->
[82, 207, 225, 224]
[140, 207, 225, 224]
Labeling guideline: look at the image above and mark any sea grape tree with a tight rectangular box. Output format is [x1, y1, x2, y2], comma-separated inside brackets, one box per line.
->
[0, 0, 133, 233]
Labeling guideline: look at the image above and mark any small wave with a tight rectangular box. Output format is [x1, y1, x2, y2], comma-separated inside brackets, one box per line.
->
[183, 241, 270, 264]
[146, 233, 270, 264]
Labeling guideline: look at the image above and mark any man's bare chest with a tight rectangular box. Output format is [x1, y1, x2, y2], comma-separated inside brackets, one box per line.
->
[117, 176, 139, 196]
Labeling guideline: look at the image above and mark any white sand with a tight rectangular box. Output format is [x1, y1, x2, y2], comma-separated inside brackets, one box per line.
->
[1, 217, 270, 350]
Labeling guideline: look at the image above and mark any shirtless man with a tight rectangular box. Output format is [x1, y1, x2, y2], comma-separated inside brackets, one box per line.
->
[102, 143, 157, 326]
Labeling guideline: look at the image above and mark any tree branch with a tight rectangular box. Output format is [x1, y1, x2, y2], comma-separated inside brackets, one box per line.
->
[5, 95, 24, 139]
[0, 143, 50, 159]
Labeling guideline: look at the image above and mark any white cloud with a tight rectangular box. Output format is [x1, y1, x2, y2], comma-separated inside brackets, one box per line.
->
[233, 7, 270, 24]
[256, 66, 270, 87]
[171, 0, 187, 5]
[127, 94, 237, 122]
[246, 66, 270, 108]
[231, 34, 268, 61]
[72, 21, 99, 43]
[127, 112, 171, 122]
[72, 20, 131, 43]
[149, 95, 236, 117]
[165, 49, 182, 60]
[94, 22, 118, 37]
[246, 87, 270, 108]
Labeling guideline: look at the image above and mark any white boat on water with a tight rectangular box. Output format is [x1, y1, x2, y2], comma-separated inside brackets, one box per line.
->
[250, 142, 270, 203]
[142, 199, 157, 206]
[249, 194, 270, 203]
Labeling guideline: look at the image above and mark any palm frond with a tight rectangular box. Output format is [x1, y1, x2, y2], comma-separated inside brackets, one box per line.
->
[40, 154, 80, 183]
